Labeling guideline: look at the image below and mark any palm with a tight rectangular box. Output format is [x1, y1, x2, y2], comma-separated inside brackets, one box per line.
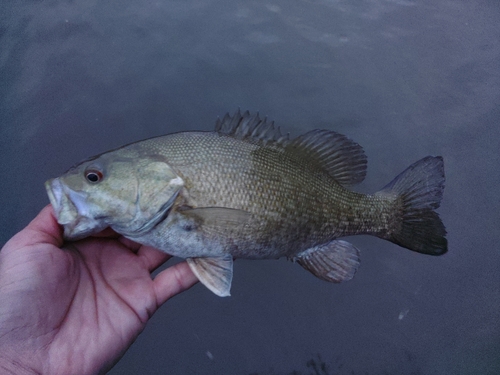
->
[0, 206, 197, 375]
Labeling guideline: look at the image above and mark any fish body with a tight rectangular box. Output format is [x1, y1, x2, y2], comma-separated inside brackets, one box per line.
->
[46, 111, 447, 296]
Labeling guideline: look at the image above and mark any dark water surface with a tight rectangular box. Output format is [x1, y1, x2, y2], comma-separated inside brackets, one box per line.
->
[1, 0, 499, 374]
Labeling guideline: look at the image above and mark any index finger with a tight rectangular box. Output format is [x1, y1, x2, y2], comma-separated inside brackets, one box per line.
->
[153, 261, 198, 305]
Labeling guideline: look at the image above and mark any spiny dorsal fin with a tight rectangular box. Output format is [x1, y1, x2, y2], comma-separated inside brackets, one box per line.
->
[215, 110, 367, 186]
[285, 129, 367, 186]
[215, 109, 290, 146]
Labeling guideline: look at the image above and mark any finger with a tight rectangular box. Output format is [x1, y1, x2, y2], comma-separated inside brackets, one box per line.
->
[90, 227, 120, 239]
[117, 236, 143, 253]
[91, 228, 143, 254]
[137, 246, 172, 272]
[5, 205, 64, 249]
[153, 261, 198, 305]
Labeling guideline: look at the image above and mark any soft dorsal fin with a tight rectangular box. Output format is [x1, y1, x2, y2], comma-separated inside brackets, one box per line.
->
[215, 109, 290, 146]
[285, 129, 367, 186]
[215, 110, 367, 186]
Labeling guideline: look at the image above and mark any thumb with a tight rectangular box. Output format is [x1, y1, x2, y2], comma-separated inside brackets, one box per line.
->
[3, 205, 63, 251]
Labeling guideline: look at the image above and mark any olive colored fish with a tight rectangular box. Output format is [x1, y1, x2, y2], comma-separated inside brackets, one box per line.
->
[45, 110, 447, 296]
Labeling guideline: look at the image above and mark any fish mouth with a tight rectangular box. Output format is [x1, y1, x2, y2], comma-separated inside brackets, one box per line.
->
[45, 178, 105, 240]
[45, 178, 63, 216]
[45, 178, 73, 223]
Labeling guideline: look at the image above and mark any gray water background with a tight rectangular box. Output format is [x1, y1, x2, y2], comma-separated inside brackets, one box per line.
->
[1, 0, 499, 374]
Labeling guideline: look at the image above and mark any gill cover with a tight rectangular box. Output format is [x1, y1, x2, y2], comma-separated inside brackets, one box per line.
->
[111, 159, 184, 237]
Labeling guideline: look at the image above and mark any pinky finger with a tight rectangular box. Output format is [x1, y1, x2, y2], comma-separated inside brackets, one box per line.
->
[153, 261, 198, 306]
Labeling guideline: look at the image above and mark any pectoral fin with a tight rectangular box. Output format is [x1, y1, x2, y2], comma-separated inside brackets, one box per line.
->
[179, 207, 251, 236]
[295, 240, 360, 283]
[186, 255, 234, 297]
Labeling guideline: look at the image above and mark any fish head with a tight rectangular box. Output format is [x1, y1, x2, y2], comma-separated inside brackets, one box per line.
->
[45, 149, 184, 240]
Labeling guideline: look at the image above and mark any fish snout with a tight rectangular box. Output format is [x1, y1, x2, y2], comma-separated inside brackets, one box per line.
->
[45, 177, 108, 240]
[45, 178, 64, 217]
[45, 178, 80, 236]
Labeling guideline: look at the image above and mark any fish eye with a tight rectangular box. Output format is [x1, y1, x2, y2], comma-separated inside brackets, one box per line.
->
[85, 169, 103, 183]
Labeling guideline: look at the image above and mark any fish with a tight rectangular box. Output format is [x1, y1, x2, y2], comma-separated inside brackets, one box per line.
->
[45, 110, 447, 297]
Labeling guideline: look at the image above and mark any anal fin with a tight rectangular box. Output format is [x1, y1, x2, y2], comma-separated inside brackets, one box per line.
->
[186, 255, 234, 297]
[295, 240, 360, 283]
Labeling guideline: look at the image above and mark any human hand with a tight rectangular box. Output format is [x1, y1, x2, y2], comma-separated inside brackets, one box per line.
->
[0, 205, 198, 375]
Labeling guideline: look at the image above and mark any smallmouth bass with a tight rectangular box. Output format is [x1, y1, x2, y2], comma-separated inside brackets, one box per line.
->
[45, 110, 447, 296]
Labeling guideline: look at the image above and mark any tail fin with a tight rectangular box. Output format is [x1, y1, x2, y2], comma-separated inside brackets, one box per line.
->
[378, 156, 447, 255]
